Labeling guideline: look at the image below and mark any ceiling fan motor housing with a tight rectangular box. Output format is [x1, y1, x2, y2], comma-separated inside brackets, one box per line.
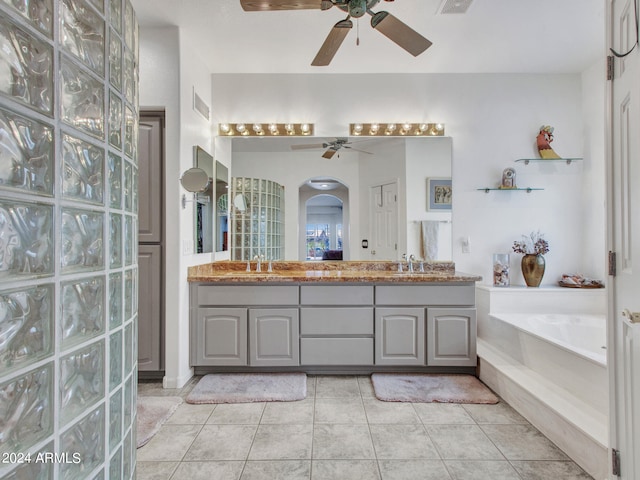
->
[348, 0, 369, 17]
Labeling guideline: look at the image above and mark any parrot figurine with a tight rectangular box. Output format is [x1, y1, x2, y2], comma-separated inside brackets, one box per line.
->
[536, 125, 561, 159]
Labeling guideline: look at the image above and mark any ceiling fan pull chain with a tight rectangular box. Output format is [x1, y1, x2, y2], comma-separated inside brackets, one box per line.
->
[357, 18, 360, 46]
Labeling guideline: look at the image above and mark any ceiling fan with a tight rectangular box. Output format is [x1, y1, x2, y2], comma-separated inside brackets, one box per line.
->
[239, 0, 432, 66]
[291, 137, 373, 159]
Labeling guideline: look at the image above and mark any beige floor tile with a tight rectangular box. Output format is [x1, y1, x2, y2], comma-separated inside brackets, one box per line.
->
[314, 397, 367, 424]
[311, 460, 380, 480]
[378, 459, 452, 480]
[363, 399, 421, 424]
[370, 424, 439, 459]
[248, 424, 313, 460]
[510, 460, 593, 479]
[135, 461, 178, 480]
[480, 424, 569, 461]
[207, 402, 266, 424]
[184, 424, 257, 461]
[426, 424, 504, 460]
[165, 403, 216, 425]
[444, 460, 521, 480]
[261, 398, 314, 424]
[170, 461, 244, 480]
[413, 403, 475, 425]
[312, 424, 376, 460]
[357, 376, 376, 397]
[462, 402, 529, 424]
[241, 460, 311, 480]
[136, 424, 202, 462]
[315, 376, 361, 397]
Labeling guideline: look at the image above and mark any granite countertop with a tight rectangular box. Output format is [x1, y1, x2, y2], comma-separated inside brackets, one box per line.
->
[188, 261, 482, 283]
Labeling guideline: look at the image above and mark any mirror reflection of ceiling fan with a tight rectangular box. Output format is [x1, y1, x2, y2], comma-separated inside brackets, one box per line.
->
[291, 137, 373, 159]
[239, 0, 432, 66]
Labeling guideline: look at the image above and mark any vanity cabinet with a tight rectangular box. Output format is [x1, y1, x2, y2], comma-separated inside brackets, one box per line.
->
[193, 307, 248, 366]
[249, 308, 299, 366]
[190, 281, 478, 371]
[427, 307, 477, 366]
[375, 308, 425, 365]
[300, 285, 374, 365]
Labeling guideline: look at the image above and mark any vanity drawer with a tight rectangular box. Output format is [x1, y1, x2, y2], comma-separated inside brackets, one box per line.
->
[375, 285, 475, 306]
[301, 338, 374, 365]
[196, 285, 298, 306]
[300, 308, 373, 335]
[300, 285, 373, 305]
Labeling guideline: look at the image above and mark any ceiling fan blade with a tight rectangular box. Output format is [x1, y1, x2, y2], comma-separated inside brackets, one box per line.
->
[311, 19, 353, 66]
[240, 0, 325, 11]
[291, 143, 326, 150]
[322, 149, 338, 159]
[370, 11, 432, 57]
[344, 146, 373, 154]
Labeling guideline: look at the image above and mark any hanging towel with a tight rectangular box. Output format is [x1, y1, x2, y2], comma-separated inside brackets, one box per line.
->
[421, 221, 439, 261]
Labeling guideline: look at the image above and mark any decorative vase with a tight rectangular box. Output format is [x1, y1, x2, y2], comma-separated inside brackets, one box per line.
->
[521, 254, 545, 287]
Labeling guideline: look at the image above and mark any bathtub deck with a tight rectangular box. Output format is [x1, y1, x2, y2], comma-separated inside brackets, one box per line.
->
[478, 338, 607, 480]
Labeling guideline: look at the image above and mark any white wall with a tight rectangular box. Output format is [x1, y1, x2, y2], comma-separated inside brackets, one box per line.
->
[212, 73, 605, 285]
[139, 27, 216, 388]
[405, 137, 453, 260]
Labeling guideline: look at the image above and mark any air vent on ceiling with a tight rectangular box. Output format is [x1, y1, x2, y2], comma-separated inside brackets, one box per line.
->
[439, 0, 473, 14]
[193, 89, 210, 121]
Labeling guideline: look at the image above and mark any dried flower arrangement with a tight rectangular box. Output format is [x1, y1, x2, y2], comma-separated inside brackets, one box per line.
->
[512, 231, 550, 255]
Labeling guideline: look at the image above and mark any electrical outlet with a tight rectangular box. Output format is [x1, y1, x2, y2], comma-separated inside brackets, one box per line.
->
[461, 236, 470, 253]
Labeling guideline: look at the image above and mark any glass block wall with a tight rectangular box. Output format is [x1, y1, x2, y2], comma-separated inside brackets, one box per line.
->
[0, 0, 139, 478]
[230, 177, 285, 261]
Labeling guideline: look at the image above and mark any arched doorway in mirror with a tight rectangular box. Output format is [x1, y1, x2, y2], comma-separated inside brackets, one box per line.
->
[299, 178, 350, 261]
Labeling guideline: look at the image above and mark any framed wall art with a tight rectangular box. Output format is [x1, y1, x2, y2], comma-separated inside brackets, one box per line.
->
[427, 177, 452, 211]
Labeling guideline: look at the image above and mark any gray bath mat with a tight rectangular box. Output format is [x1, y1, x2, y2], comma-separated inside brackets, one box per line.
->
[371, 373, 499, 404]
[136, 396, 183, 448]
[186, 373, 307, 404]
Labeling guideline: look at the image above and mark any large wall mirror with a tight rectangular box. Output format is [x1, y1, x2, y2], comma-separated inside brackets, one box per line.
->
[226, 136, 452, 261]
[194, 146, 214, 254]
[215, 161, 229, 252]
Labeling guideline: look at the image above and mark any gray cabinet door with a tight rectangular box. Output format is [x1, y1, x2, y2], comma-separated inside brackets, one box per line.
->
[427, 308, 477, 366]
[138, 245, 162, 370]
[375, 308, 425, 365]
[193, 308, 248, 365]
[138, 115, 163, 243]
[249, 308, 299, 366]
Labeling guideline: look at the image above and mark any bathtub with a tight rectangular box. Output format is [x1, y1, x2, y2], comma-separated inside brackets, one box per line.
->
[477, 312, 608, 479]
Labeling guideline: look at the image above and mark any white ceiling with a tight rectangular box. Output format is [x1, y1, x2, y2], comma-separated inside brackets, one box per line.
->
[131, 0, 605, 74]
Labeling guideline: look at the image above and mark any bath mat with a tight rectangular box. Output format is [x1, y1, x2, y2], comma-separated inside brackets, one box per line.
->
[186, 373, 307, 404]
[136, 396, 183, 448]
[371, 373, 499, 404]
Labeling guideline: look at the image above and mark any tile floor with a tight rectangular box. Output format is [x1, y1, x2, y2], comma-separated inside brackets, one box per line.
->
[136, 375, 593, 480]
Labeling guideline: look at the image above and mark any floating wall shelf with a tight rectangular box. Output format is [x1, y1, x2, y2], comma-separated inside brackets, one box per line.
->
[515, 158, 583, 165]
[477, 187, 544, 193]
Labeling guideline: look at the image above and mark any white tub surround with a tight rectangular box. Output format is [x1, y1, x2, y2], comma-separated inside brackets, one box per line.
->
[476, 285, 608, 480]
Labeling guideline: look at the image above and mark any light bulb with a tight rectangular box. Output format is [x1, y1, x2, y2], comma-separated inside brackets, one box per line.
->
[219, 123, 230, 133]
[418, 123, 428, 132]
[369, 123, 379, 134]
[268, 124, 279, 134]
[301, 123, 310, 133]
[352, 123, 363, 134]
[235, 123, 246, 133]
[253, 123, 263, 133]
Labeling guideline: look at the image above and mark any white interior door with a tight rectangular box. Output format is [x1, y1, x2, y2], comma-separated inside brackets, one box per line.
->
[369, 182, 398, 260]
[609, 1, 640, 478]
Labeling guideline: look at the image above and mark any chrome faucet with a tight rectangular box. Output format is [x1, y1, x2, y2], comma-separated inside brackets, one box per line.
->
[408, 254, 416, 273]
[253, 254, 265, 272]
[399, 254, 406, 272]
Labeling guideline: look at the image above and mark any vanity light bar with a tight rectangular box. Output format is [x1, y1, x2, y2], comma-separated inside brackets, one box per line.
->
[218, 123, 314, 136]
[350, 123, 445, 136]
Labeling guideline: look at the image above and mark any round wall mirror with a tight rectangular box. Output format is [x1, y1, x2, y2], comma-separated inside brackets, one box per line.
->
[180, 167, 210, 192]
